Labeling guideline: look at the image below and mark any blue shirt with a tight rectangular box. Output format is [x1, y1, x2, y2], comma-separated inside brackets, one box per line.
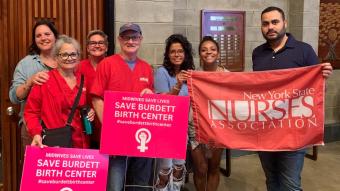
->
[154, 66, 188, 96]
[252, 33, 319, 71]
[126, 60, 136, 70]
[9, 54, 51, 124]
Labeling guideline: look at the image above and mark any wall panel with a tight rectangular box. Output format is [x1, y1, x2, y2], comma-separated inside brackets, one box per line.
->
[17, 0, 104, 58]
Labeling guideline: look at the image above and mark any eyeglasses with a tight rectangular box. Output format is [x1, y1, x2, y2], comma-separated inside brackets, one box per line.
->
[88, 41, 106, 46]
[169, 49, 184, 56]
[120, 35, 141, 41]
[58, 52, 79, 60]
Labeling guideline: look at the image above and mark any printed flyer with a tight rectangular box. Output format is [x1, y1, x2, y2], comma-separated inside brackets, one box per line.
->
[101, 91, 190, 159]
[20, 146, 109, 191]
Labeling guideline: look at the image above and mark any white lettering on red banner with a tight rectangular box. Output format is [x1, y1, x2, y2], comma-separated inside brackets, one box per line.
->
[188, 65, 325, 151]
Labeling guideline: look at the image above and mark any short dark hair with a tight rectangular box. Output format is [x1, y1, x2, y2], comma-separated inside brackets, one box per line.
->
[86, 30, 108, 45]
[163, 34, 195, 77]
[261, 6, 285, 21]
[29, 19, 59, 55]
[199, 36, 220, 53]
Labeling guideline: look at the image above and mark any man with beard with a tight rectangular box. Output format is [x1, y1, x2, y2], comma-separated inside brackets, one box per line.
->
[252, 6, 333, 191]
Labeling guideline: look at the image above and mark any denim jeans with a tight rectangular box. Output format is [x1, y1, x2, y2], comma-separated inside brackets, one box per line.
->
[107, 156, 153, 191]
[258, 149, 306, 191]
[158, 158, 185, 169]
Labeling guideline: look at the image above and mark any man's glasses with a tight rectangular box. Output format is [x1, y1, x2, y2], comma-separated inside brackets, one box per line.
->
[58, 52, 79, 60]
[120, 35, 141, 42]
[88, 41, 106, 46]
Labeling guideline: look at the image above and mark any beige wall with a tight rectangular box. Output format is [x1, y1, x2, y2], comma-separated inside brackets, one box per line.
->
[114, 0, 175, 67]
[114, 0, 340, 124]
[173, 0, 289, 71]
[288, 0, 340, 124]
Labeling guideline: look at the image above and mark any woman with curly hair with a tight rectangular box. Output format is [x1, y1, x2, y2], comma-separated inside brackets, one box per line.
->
[154, 34, 195, 191]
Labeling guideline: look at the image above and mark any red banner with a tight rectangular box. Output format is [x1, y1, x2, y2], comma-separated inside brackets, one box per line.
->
[188, 65, 325, 151]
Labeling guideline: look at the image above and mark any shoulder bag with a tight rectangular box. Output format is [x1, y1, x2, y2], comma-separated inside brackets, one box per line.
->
[41, 75, 84, 147]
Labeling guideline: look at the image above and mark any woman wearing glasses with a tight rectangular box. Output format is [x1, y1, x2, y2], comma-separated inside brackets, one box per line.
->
[24, 35, 95, 148]
[154, 34, 195, 191]
[78, 30, 108, 148]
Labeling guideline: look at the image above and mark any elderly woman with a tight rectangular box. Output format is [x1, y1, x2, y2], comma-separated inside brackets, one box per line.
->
[190, 36, 228, 191]
[24, 35, 95, 148]
[154, 34, 195, 191]
[78, 30, 108, 148]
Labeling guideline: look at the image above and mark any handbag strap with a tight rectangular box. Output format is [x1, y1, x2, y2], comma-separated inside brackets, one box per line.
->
[41, 74, 84, 130]
[66, 74, 84, 126]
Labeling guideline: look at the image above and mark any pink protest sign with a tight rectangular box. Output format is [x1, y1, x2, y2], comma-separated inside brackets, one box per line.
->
[20, 146, 109, 191]
[101, 91, 190, 159]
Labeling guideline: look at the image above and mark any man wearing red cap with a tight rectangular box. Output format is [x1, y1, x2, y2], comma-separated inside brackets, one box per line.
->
[91, 23, 154, 191]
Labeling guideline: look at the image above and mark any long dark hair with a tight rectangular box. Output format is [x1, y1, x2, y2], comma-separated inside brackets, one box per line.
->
[28, 19, 59, 55]
[163, 34, 195, 76]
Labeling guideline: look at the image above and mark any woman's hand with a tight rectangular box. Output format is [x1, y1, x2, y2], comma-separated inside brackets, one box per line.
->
[140, 88, 153, 96]
[321, 62, 333, 79]
[16, 70, 50, 100]
[176, 70, 190, 85]
[87, 108, 95, 122]
[31, 134, 46, 148]
[29, 71, 49, 86]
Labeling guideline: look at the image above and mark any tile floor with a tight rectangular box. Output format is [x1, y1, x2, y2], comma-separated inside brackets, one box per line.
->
[183, 141, 340, 191]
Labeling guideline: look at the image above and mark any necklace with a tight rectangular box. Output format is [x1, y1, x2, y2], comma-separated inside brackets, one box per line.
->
[40, 56, 57, 69]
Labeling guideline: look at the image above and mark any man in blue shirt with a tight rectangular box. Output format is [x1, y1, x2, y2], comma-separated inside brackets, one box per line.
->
[252, 6, 333, 191]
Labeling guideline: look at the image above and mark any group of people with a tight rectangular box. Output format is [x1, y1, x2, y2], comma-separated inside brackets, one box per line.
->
[9, 20, 108, 149]
[9, 6, 333, 191]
